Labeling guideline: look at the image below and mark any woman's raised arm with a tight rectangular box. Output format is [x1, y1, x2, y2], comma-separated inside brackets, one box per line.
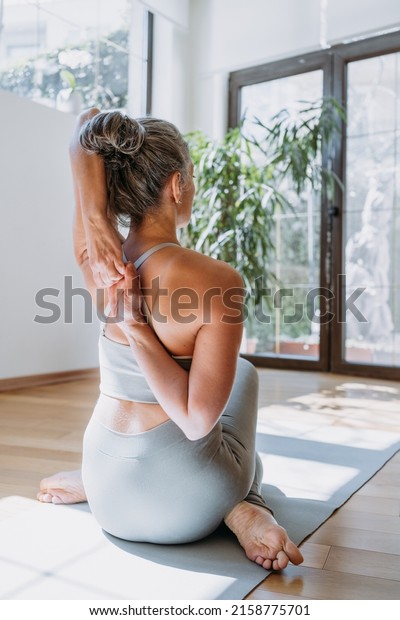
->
[69, 108, 125, 288]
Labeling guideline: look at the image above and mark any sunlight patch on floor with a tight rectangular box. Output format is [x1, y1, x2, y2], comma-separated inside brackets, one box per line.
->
[258, 453, 360, 502]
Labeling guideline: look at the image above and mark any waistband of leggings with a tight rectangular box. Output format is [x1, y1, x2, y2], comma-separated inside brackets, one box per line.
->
[85, 414, 188, 459]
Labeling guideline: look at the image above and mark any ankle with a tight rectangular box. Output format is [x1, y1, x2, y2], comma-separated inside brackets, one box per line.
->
[225, 501, 276, 530]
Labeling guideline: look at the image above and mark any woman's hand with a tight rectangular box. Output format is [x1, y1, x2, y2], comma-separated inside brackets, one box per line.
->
[85, 217, 126, 288]
[109, 262, 147, 330]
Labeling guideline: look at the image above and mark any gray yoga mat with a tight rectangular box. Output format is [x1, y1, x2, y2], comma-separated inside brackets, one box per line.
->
[1, 423, 399, 600]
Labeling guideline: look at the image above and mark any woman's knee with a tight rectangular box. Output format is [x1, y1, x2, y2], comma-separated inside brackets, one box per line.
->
[237, 357, 259, 393]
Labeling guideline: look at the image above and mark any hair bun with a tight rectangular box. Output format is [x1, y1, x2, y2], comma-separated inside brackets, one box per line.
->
[79, 111, 146, 169]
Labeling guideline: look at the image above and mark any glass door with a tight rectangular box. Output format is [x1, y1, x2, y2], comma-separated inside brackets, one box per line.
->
[230, 32, 400, 378]
[331, 48, 400, 378]
[231, 58, 330, 370]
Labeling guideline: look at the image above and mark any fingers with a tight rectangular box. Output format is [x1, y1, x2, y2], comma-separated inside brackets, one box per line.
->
[102, 263, 140, 320]
[114, 257, 126, 276]
[93, 271, 106, 289]
[90, 257, 126, 289]
[108, 285, 119, 317]
[100, 270, 125, 288]
[124, 261, 136, 276]
[107, 261, 125, 284]
[124, 262, 141, 290]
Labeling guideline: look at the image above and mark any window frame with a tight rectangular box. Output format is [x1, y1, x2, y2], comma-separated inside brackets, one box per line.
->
[330, 31, 400, 380]
[229, 31, 400, 379]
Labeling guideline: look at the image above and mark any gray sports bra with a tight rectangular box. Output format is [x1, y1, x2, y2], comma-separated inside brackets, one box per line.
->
[99, 242, 192, 404]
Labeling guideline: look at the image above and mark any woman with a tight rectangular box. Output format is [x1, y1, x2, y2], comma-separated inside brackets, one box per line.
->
[38, 108, 303, 571]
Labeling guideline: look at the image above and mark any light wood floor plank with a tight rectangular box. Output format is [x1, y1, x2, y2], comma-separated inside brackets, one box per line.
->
[324, 546, 400, 581]
[297, 543, 331, 569]
[246, 589, 313, 600]
[327, 510, 400, 534]
[357, 482, 400, 500]
[0, 369, 399, 600]
[308, 525, 400, 555]
[252, 565, 400, 599]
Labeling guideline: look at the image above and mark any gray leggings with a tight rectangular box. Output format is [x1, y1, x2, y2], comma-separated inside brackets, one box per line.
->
[82, 357, 268, 544]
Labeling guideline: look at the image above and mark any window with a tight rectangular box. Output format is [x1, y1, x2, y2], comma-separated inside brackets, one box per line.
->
[241, 70, 324, 360]
[0, 0, 152, 114]
[229, 32, 400, 379]
[343, 51, 400, 368]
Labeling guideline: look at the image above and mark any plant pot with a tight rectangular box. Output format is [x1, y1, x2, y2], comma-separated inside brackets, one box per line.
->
[345, 346, 374, 363]
[56, 88, 83, 114]
[279, 341, 319, 357]
[245, 337, 258, 354]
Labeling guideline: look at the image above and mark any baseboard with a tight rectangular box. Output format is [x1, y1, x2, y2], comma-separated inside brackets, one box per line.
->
[0, 368, 99, 392]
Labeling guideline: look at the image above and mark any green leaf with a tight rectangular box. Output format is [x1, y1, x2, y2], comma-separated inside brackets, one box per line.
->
[60, 69, 76, 90]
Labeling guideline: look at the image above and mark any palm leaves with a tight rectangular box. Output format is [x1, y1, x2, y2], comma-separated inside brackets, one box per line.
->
[182, 97, 344, 328]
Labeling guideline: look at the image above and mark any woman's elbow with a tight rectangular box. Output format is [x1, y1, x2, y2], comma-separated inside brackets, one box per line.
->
[77, 108, 101, 127]
[184, 413, 217, 442]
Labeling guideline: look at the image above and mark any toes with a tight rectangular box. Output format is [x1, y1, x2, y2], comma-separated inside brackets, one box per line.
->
[284, 540, 304, 565]
[37, 492, 53, 503]
[253, 555, 274, 570]
[250, 542, 302, 572]
[274, 550, 289, 570]
[37, 491, 65, 504]
[278, 550, 290, 569]
[51, 495, 65, 504]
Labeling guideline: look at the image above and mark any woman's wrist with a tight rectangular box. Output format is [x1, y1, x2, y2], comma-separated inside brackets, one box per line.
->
[83, 213, 119, 239]
[82, 205, 108, 225]
[123, 321, 153, 348]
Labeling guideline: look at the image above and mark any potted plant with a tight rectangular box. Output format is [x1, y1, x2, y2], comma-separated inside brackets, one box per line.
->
[56, 69, 83, 114]
[182, 98, 344, 352]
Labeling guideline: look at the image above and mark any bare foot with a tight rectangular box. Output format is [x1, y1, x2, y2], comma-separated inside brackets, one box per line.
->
[37, 470, 87, 504]
[224, 501, 304, 570]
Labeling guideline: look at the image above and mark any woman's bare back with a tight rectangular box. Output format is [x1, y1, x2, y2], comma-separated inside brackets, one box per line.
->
[96, 243, 242, 434]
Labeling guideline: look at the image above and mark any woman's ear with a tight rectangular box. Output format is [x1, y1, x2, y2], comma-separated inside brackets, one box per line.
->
[170, 171, 182, 205]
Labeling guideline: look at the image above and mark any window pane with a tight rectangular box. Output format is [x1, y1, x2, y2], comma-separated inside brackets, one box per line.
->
[344, 52, 400, 367]
[347, 53, 397, 137]
[240, 70, 323, 359]
[0, 0, 131, 111]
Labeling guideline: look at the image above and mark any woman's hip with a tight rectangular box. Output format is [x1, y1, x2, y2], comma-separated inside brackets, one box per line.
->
[81, 416, 251, 543]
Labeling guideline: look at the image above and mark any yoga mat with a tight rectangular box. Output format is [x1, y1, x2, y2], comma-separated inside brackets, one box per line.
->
[1, 420, 399, 600]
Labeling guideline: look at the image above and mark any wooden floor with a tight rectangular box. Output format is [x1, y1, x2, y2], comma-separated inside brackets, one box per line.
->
[0, 368, 399, 600]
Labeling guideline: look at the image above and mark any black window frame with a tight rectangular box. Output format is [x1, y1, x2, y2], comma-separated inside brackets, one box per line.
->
[229, 31, 400, 380]
[145, 10, 154, 116]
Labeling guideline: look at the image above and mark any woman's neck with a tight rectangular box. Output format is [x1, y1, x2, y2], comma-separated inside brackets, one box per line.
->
[123, 221, 180, 264]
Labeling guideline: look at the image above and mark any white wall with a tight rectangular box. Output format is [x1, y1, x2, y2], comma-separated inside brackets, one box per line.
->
[188, 0, 400, 138]
[151, 7, 191, 131]
[0, 0, 193, 382]
[327, 0, 400, 44]
[2, 0, 400, 381]
[128, 0, 191, 131]
[0, 90, 99, 380]
[140, 0, 190, 28]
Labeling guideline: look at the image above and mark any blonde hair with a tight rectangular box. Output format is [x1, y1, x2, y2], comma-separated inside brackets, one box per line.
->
[79, 111, 192, 227]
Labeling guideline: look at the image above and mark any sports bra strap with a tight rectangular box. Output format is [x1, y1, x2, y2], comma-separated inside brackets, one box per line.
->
[132, 242, 179, 269]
